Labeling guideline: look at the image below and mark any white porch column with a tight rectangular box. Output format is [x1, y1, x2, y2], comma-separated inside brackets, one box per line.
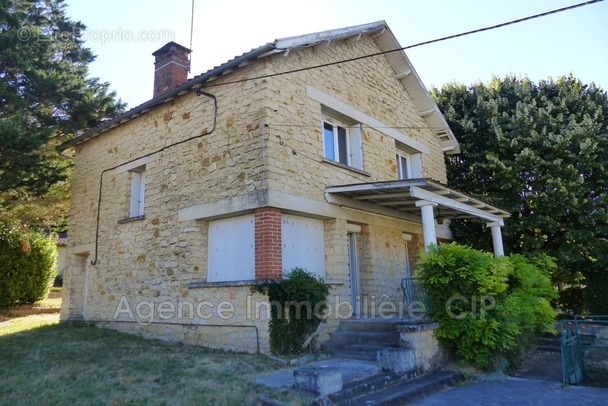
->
[416, 200, 438, 252]
[488, 221, 505, 257]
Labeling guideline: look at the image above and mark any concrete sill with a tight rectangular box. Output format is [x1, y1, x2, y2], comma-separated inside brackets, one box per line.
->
[187, 280, 260, 289]
[118, 215, 146, 224]
[188, 279, 343, 289]
[322, 158, 371, 177]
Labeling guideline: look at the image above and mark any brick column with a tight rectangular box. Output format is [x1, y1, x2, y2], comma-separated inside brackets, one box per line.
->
[254, 208, 282, 279]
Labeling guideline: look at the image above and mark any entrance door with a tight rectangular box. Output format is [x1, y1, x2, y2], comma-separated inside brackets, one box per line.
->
[348, 232, 360, 317]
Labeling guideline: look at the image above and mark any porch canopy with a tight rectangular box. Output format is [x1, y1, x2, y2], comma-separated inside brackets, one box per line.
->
[325, 178, 510, 256]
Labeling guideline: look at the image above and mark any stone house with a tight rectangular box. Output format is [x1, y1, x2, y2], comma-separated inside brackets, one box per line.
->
[58, 21, 508, 354]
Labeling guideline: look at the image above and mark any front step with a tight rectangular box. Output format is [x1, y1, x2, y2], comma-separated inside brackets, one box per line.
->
[330, 343, 402, 362]
[339, 318, 405, 332]
[322, 318, 404, 361]
[328, 330, 402, 346]
[537, 337, 561, 353]
[331, 369, 463, 405]
[331, 350, 378, 362]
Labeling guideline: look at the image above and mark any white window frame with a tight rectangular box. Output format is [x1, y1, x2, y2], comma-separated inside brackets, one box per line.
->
[396, 152, 412, 180]
[322, 115, 364, 170]
[396, 146, 423, 179]
[129, 167, 146, 218]
[323, 119, 350, 166]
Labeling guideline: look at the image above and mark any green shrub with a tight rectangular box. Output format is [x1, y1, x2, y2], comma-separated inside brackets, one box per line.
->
[502, 254, 557, 363]
[0, 225, 57, 309]
[252, 267, 330, 355]
[417, 243, 557, 371]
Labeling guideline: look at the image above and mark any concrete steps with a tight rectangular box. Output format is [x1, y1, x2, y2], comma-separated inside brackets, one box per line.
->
[537, 334, 561, 353]
[322, 318, 404, 361]
[338, 318, 406, 332]
[330, 369, 463, 405]
[308, 318, 461, 404]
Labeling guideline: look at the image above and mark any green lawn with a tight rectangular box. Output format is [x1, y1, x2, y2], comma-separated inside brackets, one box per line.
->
[0, 318, 303, 405]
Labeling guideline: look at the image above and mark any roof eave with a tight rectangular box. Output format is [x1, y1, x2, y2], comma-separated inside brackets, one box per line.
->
[372, 27, 460, 155]
[57, 42, 277, 152]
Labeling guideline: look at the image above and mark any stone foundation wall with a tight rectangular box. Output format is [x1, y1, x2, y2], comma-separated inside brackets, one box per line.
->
[397, 322, 443, 373]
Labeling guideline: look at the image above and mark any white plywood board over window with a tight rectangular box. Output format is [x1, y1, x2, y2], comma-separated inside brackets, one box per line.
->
[282, 214, 325, 278]
[208, 215, 255, 282]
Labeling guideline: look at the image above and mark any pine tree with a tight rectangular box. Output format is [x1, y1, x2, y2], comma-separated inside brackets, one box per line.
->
[0, 0, 125, 231]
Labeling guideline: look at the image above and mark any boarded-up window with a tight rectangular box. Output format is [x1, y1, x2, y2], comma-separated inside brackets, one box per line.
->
[282, 214, 325, 278]
[208, 215, 255, 282]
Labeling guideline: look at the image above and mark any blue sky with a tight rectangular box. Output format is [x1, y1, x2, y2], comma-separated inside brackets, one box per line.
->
[64, 0, 608, 108]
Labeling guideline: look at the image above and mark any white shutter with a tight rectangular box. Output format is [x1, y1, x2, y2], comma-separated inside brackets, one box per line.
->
[349, 124, 364, 170]
[410, 153, 423, 178]
[208, 215, 255, 282]
[282, 215, 325, 278]
[138, 173, 146, 216]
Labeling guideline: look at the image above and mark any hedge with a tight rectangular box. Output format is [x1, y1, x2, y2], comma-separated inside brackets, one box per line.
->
[0, 225, 57, 309]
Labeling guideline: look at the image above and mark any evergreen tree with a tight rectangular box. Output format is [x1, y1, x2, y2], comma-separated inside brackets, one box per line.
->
[0, 0, 125, 231]
[432, 75, 608, 313]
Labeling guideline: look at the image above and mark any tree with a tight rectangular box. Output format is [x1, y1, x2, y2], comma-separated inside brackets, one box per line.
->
[432, 75, 608, 313]
[0, 0, 125, 231]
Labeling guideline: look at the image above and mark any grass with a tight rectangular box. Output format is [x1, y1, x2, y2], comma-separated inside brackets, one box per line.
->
[36, 287, 63, 308]
[0, 313, 60, 336]
[0, 321, 294, 405]
[0, 287, 63, 320]
[0, 289, 309, 405]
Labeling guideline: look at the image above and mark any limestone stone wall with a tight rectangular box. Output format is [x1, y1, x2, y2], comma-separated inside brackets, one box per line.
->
[62, 61, 276, 347]
[95, 288, 271, 354]
[262, 34, 448, 204]
[62, 33, 449, 353]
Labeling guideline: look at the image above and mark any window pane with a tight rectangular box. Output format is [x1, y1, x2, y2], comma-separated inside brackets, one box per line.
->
[337, 126, 348, 164]
[323, 122, 335, 160]
[397, 154, 409, 179]
[401, 155, 409, 179]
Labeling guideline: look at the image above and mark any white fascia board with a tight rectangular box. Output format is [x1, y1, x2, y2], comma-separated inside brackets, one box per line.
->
[307, 86, 430, 154]
[275, 21, 386, 50]
[410, 186, 504, 223]
[326, 179, 428, 194]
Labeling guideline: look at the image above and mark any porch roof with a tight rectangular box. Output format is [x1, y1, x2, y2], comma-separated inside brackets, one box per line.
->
[325, 178, 510, 223]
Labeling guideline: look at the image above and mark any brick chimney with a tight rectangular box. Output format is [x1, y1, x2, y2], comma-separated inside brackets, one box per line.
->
[152, 41, 191, 98]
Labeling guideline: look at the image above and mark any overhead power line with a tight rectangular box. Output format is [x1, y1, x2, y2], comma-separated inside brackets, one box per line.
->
[204, 0, 604, 88]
